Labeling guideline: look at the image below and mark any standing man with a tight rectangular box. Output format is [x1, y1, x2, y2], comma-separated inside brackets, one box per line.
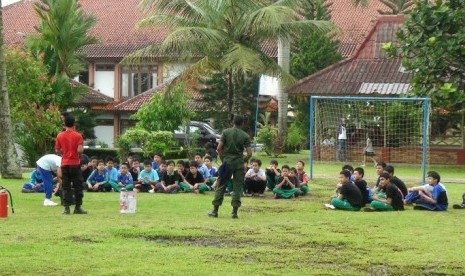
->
[336, 118, 347, 162]
[208, 115, 252, 219]
[55, 116, 86, 215]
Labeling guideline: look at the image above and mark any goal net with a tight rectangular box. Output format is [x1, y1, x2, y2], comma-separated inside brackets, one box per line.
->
[309, 96, 431, 180]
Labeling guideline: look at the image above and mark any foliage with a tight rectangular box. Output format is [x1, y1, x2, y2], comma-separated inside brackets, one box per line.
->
[132, 83, 193, 132]
[117, 128, 175, 158]
[67, 109, 97, 140]
[28, 0, 97, 77]
[286, 121, 304, 152]
[256, 112, 278, 156]
[289, 0, 342, 143]
[197, 73, 258, 131]
[83, 148, 119, 162]
[5, 49, 61, 166]
[385, 0, 465, 111]
[384, 102, 422, 147]
[128, 0, 332, 115]
[377, 0, 414, 14]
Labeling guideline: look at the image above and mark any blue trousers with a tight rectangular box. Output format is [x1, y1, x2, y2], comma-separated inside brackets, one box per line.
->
[37, 166, 54, 199]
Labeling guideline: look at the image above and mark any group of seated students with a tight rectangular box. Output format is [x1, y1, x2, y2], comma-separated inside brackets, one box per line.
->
[78, 152, 312, 199]
[22, 154, 465, 210]
[325, 162, 450, 212]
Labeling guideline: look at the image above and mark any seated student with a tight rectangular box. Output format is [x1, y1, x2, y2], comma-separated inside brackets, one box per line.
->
[404, 184, 434, 205]
[129, 158, 142, 182]
[157, 160, 167, 176]
[373, 161, 387, 188]
[327, 170, 363, 211]
[244, 159, 267, 197]
[105, 157, 119, 192]
[179, 161, 206, 193]
[204, 155, 217, 177]
[155, 160, 180, 193]
[80, 158, 93, 189]
[89, 156, 98, 171]
[86, 160, 110, 192]
[265, 160, 281, 191]
[273, 165, 300, 199]
[176, 160, 190, 182]
[136, 160, 159, 193]
[22, 168, 44, 193]
[115, 163, 134, 192]
[194, 153, 211, 183]
[296, 160, 310, 195]
[413, 171, 448, 211]
[383, 165, 408, 198]
[365, 172, 404, 211]
[353, 167, 370, 205]
[453, 193, 465, 209]
[342, 164, 355, 182]
[152, 152, 163, 171]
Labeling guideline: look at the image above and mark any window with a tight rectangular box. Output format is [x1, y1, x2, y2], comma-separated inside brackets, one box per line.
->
[121, 65, 158, 97]
[189, 125, 201, 135]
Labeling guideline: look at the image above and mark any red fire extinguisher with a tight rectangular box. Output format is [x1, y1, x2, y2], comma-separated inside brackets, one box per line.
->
[0, 186, 14, 218]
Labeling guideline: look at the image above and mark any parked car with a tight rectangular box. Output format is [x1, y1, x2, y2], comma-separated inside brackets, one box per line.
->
[174, 121, 221, 148]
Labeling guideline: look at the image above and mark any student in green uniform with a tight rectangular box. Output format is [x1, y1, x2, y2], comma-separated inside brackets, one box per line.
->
[328, 170, 363, 211]
[273, 165, 300, 199]
[365, 172, 404, 211]
[208, 115, 252, 219]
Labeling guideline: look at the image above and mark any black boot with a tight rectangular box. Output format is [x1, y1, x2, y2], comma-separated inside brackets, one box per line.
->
[73, 206, 88, 214]
[63, 206, 70, 215]
[231, 207, 239, 219]
[208, 205, 219, 217]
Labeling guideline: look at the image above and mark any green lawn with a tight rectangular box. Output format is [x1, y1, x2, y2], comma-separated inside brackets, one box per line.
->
[1, 155, 464, 275]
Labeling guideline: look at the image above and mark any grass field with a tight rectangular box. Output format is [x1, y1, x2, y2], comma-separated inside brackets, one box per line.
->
[1, 153, 464, 275]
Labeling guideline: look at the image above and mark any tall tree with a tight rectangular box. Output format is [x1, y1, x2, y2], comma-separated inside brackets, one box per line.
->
[128, 0, 331, 119]
[26, 0, 97, 107]
[0, 0, 22, 178]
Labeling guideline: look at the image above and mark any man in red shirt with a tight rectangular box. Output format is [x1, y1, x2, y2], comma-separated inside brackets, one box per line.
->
[55, 116, 86, 215]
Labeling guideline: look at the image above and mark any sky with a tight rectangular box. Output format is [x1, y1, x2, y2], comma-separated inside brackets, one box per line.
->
[2, 0, 21, 7]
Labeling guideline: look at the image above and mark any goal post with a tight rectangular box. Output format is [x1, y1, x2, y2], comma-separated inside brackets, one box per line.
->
[308, 96, 431, 180]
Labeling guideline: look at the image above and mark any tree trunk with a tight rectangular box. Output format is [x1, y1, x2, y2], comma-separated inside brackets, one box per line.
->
[277, 36, 290, 136]
[0, 1, 23, 179]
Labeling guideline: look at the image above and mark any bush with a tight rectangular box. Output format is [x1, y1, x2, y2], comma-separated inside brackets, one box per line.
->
[164, 149, 188, 160]
[117, 128, 175, 159]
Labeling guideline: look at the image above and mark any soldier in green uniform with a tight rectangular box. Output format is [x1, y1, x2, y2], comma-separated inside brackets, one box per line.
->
[208, 115, 252, 219]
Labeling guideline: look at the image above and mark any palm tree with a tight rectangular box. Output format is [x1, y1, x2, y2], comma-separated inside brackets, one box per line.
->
[0, 0, 22, 178]
[129, 0, 332, 118]
[377, 0, 414, 15]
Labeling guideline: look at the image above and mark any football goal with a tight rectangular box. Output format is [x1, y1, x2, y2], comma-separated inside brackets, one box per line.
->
[308, 96, 431, 180]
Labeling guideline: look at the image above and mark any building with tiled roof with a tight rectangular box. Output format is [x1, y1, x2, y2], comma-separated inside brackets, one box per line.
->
[289, 15, 410, 96]
[3, 0, 394, 147]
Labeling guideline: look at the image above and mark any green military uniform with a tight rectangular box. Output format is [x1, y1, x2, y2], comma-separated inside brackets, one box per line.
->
[212, 126, 251, 208]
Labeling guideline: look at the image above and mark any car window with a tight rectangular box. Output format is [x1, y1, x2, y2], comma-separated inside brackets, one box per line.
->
[189, 125, 201, 135]
[202, 123, 218, 134]
[174, 126, 186, 134]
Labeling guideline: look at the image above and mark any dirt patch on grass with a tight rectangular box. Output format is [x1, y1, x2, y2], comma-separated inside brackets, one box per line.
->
[69, 236, 101, 244]
[120, 233, 262, 248]
[241, 205, 293, 214]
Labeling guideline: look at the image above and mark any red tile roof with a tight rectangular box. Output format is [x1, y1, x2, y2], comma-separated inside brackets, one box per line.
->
[114, 83, 206, 112]
[289, 15, 411, 96]
[71, 80, 114, 106]
[4, 0, 389, 59]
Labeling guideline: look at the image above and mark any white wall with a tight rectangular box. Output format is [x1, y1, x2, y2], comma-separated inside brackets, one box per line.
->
[163, 62, 190, 82]
[259, 75, 279, 96]
[94, 125, 114, 148]
[94, 68, 115, 98]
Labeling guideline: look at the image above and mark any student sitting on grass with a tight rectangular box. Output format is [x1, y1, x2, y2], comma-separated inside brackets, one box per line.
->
[156, 160, 167, 176]
[373, 161, 387, 188]
[155, 160, 180, 193]
[80, 158, 93, 189]
[384, 165, 408, 198]
[342, 164, 355, 182]
[129, 158, 142, 182]
[176, 160, 189, 183]
[194, 153, 211, 183]
[296, 160, 309, 195]
[244, 159, 267, 197]
[353, 167, 370, 205]
[326, 170, 363, 211]
[273, 165, 300, 199]
[105, 157, 119, 192]
[413, 171, 448, 211]
[136, 160, 159, 193]
[113, 163, 134, 192]
[86, 160, 110, 192]
[179, 161, 206, 193]
[265, 159, 281, 191]
[152, 152, 163, 171]
[404, 184, 434, 205]
[204, 155, 218, 187]
[22, 168, 44, 193]
[365, 172, 404, 212]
